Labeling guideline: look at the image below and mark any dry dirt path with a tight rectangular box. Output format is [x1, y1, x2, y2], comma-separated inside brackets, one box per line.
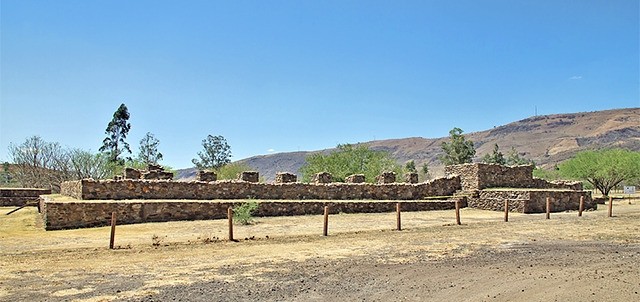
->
[1, 200, 639, 301]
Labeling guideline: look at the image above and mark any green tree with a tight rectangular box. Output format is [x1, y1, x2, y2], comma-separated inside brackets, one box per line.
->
[558, 149, 640, 197]
[421, 163, 431, 181]
[300, 144, 401, 182]
[404, 160, 417, 173]
[192, 135, 232, 170]
[68, 149, 119, 180]
[99, 103, 132, 165]
[137, 132, 163, 165]
[481, 144, 506, 165]
[506, 146, 535, 166]
[440, 127, 476, 166]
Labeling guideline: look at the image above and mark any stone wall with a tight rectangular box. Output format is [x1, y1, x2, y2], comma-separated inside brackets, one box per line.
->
[238, 171, 259, 182]
[0, 188, 51, 206]
[275, 172, 297, 183]
[445, 163, 581, 191]
[376, 172, 396, 184]
[345, 174, 365, 183]
[470, 189, 595, 213]
[60, 177, 462, 201]
[40, 197, 467, 230]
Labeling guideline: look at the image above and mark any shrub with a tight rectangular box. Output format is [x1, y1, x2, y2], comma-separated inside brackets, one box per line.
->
[234, 201, 259, 225]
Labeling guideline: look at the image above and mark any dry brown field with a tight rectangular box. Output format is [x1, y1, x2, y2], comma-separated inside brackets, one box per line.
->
[1, 196, 639, 301]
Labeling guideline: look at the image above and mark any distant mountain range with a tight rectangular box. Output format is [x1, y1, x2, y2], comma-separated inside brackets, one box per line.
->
[177, 108, 640, 181]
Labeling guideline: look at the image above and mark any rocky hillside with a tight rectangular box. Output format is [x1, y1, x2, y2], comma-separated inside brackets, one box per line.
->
[178, 108, 639, 181]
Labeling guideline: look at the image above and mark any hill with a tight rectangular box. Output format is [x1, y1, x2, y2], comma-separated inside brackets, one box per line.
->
[177, 108, 640, 181]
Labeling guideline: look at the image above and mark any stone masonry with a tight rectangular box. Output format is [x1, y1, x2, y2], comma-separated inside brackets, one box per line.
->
[376, 172, 396, 184]
[238, 171, 259, 182]
[275, 172, 297, 183]
[196, 170, 217, 182]
[1, 188, 51, 207]
[313, 172, 333, 184]
[345, 174, 366, 183]
[405, 173, 419, 184]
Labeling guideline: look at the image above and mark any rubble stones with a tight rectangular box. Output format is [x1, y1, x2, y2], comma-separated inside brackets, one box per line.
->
[124, 168, 142, 179]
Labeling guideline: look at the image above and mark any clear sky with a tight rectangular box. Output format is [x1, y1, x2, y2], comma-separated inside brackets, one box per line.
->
[1, 0, 638, 169]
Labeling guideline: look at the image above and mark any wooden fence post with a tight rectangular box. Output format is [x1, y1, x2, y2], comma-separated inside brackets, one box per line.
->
[504, 200, 509, 222]
[396, 202, 402, 231]
[228, 207, 234, 241]
[578, 196, 584, 217]
[455, 200, 461, 225]
[608, 196, 613, 218]
[323, 206, 329, 236]
[109, 212, 117, 249]
[546, 197, 551, 219]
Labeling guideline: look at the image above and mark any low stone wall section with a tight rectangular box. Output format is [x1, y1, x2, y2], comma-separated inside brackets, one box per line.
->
[0, 188, 52, 206]
[470, 189, 595, 213]
[41, 197, 467, 230]
[60, 177, 462, 201]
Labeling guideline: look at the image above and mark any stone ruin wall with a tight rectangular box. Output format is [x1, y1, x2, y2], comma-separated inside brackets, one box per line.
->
[470, 190, 595, 213]
[1, 188, 52, 206]
[445, 163, 582, 191]
[41, 197, 467, 230]
[60, 176, 462, 201]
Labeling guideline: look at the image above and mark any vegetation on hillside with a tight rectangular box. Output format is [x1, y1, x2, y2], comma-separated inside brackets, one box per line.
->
[300, 144, 402, 183]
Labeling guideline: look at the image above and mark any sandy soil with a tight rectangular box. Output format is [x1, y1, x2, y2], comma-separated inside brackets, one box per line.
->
[1, 199, 639, 302]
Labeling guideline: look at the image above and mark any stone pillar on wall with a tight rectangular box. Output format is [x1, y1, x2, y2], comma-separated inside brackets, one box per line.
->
[275, 172, 297, 183]
[376, 171, 396, 184]
[197, 170, 217, 182]
[239, 171, 259, 182]
[312, 172, 333, 184]
[141, 170, 174, 180]
[124, 167, 142, 179]
[405, 173, 419, 184]
[345, 174, 366, 183]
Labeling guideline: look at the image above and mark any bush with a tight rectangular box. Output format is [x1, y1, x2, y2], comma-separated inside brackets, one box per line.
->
[234, 201, 259, 225]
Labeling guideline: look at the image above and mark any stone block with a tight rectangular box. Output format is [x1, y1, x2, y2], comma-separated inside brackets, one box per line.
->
[275, 172, 297, 183]
[312, 172, 332, 184]
[345, 174, 366, 183]
[197, 170, 217, 182]
[376, 171, 396, 184]
[405, 173, 419, 184]
[239, 171, 259, 182]
[124, 167, 142, 179]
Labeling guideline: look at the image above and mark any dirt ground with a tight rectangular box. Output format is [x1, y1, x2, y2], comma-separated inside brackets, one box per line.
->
[1, 198, 639, 302]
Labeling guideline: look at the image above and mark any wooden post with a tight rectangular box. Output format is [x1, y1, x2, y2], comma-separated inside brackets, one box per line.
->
[578, 196, 584, 217]
[608, 196, 613, 218]
[109, 212, 116, 249]
[323, 206, 329, 236]
[504, 200, 509, 222]
[546, 197, 551, 219]
[396, 202, 402, 231]
[455, 200, 461, 225]
[227, 207, 234, 241]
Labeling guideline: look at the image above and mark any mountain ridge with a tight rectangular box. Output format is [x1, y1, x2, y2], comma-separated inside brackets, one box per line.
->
[177, 108, 640, 181]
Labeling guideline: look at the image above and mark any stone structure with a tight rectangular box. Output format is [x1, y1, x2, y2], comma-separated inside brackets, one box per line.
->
[238, 171, 259, 183]
[312, 172, 333, 184]
[376, 172, 396, 184]
[124, 165, 173, 180]
[124, 167, 141, 179]
[445, 163, 582, 191]
[345, 174, 366, 183]
[60, 177, 461, 201]
[196, 170, 217, 182]
[0, 188, 51, 207]
[405, 173, 419, 184]
[470, 189, 596, 213]
[40, 196, 466, 230]
[275, 172, 297, 183]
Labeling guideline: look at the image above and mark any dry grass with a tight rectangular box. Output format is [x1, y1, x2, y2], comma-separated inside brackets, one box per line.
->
[1, 199, 639, 301]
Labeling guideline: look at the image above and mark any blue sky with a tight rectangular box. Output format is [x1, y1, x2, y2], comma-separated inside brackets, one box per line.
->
[1, 0, 638, 169]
